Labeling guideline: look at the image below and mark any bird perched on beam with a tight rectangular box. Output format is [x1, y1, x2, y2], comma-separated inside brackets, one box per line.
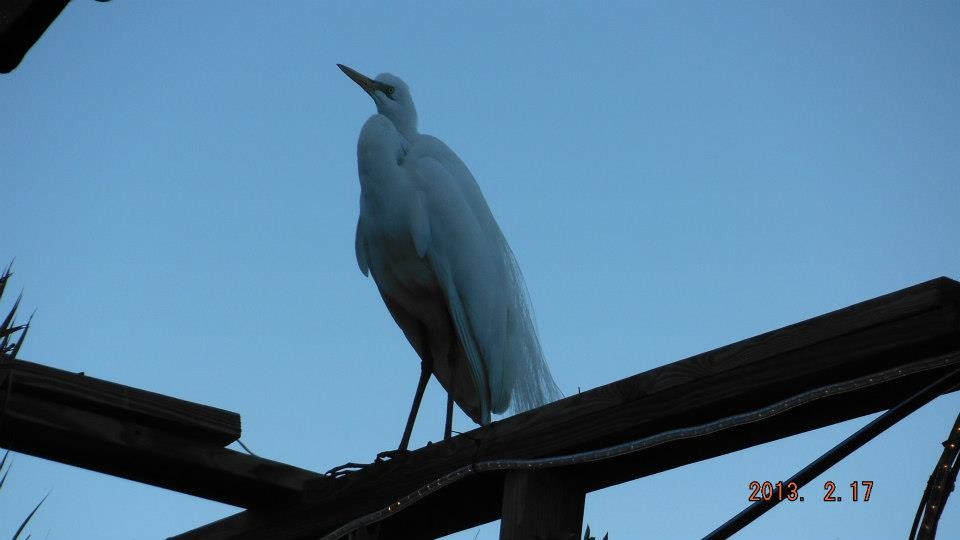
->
[339, 64, 562, 453]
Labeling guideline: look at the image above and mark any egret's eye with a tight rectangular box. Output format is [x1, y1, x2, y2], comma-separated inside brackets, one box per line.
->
[384, 86, 395, 97]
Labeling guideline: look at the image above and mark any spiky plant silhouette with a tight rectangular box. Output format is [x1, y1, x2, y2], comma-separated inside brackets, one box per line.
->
[583, 525, 609, 540]
[0, 263, 31, 362]
[1, 262, 45, 539]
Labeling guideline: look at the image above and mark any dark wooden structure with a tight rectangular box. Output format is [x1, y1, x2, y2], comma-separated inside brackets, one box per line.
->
[0, 361, 324, 509]
[1, 277, 959, 539]
[0, 0, 70, 73]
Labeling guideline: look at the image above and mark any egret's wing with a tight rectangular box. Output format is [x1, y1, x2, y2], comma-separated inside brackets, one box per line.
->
[416, 135, 499, 233]
[378, 271, 485, 424]
[410, 139, 562, 415]
[409, 156, 510, 420]
[355, 216, 370, 276]
[431, 258, 492, 423]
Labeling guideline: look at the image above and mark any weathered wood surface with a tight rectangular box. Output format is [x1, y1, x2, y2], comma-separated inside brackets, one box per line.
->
[500, 470, 585, 540]
[1, 360, 239, 444]
[0, 360, 330, 508]
[176, 277, 960, 539]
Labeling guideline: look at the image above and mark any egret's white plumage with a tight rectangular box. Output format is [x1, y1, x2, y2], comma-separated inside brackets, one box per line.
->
[340, 65, 561, 448]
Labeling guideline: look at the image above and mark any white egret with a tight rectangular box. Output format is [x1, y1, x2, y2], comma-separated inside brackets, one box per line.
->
[339, 64, 562, 453]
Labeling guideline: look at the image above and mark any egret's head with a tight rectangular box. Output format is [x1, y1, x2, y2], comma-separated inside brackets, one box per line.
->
[338, 64, 418, 137]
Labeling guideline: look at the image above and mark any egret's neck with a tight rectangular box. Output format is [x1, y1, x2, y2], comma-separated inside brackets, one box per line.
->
[357, 114, 409, 200]
[376, 100, 418, 140]
[386, 112, 417, 139]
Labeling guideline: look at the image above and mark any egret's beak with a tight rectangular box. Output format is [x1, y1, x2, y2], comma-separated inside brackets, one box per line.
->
[338, 64, 390, 96]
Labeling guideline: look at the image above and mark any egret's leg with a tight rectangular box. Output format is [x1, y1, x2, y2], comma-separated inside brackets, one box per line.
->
[335, 361, 431, 471]
[444, 393, 454, 440]
[397, 360, 431, 452]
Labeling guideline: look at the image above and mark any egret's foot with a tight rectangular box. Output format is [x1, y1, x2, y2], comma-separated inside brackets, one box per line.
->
[324, 461, 373, 478]
[375, 448, 410, 462]
[325, 448, 416, 477]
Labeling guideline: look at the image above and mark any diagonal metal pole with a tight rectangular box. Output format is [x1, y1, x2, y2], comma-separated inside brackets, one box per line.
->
[703, 365, 960, 540]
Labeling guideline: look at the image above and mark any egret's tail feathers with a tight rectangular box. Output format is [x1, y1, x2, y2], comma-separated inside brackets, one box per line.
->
[500, 242, 563, 415]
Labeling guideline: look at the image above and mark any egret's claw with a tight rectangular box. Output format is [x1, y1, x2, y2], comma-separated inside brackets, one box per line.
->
[375, 448, 409, 462]
[326, 448, 414, 478]
[324, 461, 373, 477]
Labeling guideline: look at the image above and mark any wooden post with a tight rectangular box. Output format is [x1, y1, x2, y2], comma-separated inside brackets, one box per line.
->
[500, 470, 584, 540]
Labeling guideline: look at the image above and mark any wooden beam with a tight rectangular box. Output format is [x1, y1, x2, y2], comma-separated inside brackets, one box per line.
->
[1, 360, 240, 444]
[175, 277, 960, 540]
[500, 470, 584, 540]
[0, 0, 70, 73]
[0, 360, 332, 508]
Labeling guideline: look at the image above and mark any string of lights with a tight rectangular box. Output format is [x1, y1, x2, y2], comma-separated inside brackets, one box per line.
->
[910, 411, 960, 540]
[320, 351, 960, 540]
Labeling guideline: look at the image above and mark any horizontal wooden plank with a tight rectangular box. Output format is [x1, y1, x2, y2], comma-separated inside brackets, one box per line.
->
[0, 360, 333, 508]
[174, 277, 960, 539]
[1, 359, 240, 445]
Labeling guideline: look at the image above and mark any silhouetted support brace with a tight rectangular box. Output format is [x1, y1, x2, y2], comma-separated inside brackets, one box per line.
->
[703, 365, 960, 540]
[445, 393, 454, 440]
[500, 470, 585, 540]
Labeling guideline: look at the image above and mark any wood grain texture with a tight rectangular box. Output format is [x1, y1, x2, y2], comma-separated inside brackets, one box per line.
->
[500, 470, 584, 540]
[1, 360, 240, 444]
[174, 277, 960, 539]
[0, 360, 332, 508]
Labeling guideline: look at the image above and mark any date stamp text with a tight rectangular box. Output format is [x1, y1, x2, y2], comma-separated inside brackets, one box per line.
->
[748, 481, 874, 502]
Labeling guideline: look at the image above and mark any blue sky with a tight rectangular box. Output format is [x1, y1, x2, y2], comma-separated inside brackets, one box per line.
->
[2, 1, 959, 538]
